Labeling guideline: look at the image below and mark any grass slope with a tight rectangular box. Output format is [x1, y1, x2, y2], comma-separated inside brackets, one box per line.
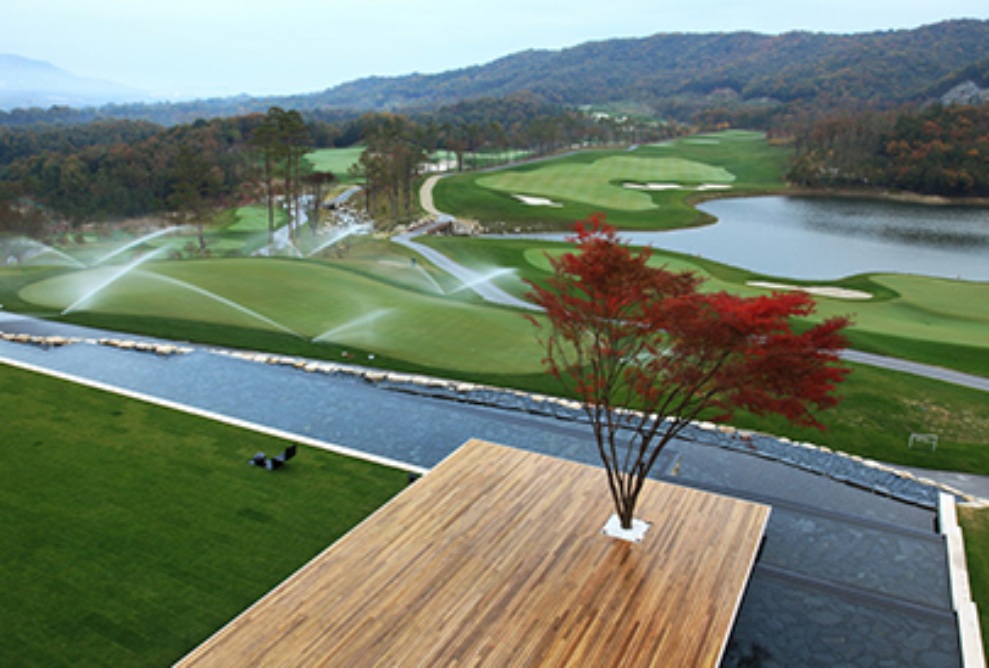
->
[0, 362, 405, 666]
[15, 257, 544, 375]
[433, 131, 790, 230]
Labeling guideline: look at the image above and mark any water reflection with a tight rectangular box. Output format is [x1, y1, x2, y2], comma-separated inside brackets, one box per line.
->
[789, 198, 989, 250]
[541, 197, 989, 281]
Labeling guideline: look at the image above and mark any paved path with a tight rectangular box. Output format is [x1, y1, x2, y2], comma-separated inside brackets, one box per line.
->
[842, 348, 989, 393]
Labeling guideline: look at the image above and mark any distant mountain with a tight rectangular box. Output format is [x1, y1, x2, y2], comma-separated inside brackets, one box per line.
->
[0, 54, 148, 110]
[296, 19, 989, 113]
[4, 19, 989, 126]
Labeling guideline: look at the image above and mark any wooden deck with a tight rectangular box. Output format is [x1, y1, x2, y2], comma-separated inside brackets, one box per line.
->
[178, 439, 770, 667]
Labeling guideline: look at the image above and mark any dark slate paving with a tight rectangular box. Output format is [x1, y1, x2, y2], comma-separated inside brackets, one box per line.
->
[0, 323, 963, 668]
[725, 575, 959, 668]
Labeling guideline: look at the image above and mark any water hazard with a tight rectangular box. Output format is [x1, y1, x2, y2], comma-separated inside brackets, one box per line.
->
[514, 196, 989, 281]
[644, 197, 989, 281]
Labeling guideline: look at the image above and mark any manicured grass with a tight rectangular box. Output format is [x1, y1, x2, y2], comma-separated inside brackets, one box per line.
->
[304, 146, 365, 182]
[432, 131, 791, 230]
[476, 155, 734, 212]
[223, 205, 288, 233]
[16, 257, 545, 375]
[958, 506, 989, 652]
[424, 235, 989, 376]
[730, 363, 989, 474]
[0, 362, 406, 666]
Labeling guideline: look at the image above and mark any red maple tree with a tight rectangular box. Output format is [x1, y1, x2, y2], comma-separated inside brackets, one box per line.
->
[526, 216, 851, 530]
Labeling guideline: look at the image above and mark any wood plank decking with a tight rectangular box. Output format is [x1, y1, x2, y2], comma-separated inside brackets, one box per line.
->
[178, 439, 770, 667]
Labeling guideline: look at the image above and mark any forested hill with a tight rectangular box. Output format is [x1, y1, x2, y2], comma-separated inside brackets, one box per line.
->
[3, 19, 989, 127]
[309, 20, 989, 112]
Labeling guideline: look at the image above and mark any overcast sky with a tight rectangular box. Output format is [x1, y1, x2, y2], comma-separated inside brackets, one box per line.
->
[3, 0, 987, 100]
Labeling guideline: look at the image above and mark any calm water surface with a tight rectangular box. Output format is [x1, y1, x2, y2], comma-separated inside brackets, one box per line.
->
[640, 197, 989, 281]
[524, 197, 989, 281]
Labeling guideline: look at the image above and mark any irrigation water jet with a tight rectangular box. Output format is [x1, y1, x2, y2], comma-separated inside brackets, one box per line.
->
[448, 267, 516, 294]
[61, 248, 167, 315]
[89, 226, 184, 267]
[412, 265, 445, 295]
[4, 238, 86, 268]
[139, 272, 303, 338]
[306, 223, 372, 257]
[311, 308, 395, 343]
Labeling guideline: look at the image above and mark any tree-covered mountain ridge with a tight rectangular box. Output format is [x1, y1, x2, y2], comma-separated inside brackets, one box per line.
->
[307, 19, 989, 111]
[4, 19, 989, 127]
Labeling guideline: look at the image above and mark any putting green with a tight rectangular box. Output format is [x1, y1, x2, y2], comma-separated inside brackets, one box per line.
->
[810, 275, 989, 350]
[19, 259, 545, 374]
[476, 156, 735, 212]
[522, 246, 989, 351]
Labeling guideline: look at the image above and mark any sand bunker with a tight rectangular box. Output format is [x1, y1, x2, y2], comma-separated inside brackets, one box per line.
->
[513, 194, 563, 207]
[747, 281, 872, 300]
[624, 182, 684, 191]
[623, 183, 733, 192]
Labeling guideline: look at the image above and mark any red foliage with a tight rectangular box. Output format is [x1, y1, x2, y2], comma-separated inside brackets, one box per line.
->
[525, 215, 851, 527]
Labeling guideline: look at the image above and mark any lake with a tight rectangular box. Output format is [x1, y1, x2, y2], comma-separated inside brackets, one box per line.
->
[522, 197, 989, 281]
[640, 197, 989, 281]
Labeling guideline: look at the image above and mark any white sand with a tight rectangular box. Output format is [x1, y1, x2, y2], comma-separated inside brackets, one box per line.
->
[747, 281, 872, 300]
[623, 182, 733, 191]
[512, 194, 563, 207]
[624, 182, 684, 191]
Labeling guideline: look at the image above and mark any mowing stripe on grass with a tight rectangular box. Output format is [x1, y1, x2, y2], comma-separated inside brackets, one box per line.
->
[0, 351, 427, 475]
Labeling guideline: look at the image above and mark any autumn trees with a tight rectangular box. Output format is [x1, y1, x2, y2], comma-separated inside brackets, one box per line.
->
[526, 217, 850, 530]
[787, 103, 989, 197]
[0, 116, 255, 230]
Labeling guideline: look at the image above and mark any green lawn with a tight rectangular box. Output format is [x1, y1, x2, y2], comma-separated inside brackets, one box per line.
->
[423, 235, 989, 374]
[958, 506, 989, 652]
[410, 234, 989, 473]
[14, 257, 544, 375]
[0, 363, 406, 666]
[432, 131, 791, 230]
[304, 146, 365, 182]
[223, 205, 288, 233]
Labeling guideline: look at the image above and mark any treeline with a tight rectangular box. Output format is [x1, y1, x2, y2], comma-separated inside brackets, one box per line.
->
[788, 103, 989, 197]
[1, 95, 680, 233]
[8, 21, 988, 133]
[1, 117, 262, 225]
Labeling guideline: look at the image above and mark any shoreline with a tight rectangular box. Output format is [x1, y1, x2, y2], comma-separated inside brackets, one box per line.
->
[778, 185, 989, 208]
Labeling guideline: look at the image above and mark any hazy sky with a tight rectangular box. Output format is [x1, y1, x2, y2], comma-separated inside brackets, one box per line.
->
[3, 0, 987, 100]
